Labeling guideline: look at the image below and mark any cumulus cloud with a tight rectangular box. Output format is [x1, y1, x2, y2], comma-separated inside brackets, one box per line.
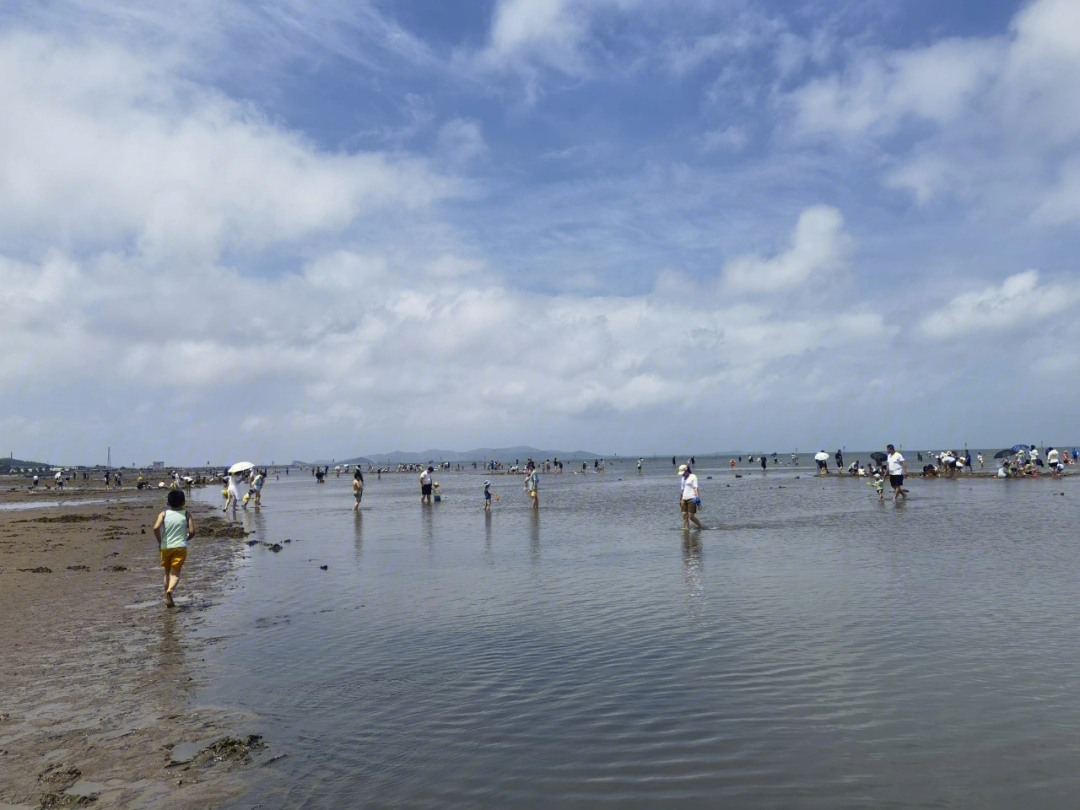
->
[918, 270, 1080, 339]
[0, 33, 456, 257]
[721, 206, 851, 294]
[786, 0, 1080, 224]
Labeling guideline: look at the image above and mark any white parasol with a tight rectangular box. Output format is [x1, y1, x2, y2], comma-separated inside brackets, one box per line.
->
[814, 451, 829, 462]
[228, 461, 255, 474]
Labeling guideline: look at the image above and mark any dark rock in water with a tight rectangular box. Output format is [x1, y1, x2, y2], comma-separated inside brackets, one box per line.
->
[283, 539, 291, 543]
[319, 565, 328, 570]
[706, 476, 712, 480]
[18, 566, 52, 573]
[246, 539, 258, 546]
[735, 474, 743, 478]
[268, 543, 283, 553]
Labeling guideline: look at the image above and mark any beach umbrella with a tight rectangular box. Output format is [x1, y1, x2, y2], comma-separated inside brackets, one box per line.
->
[870, 452, 887, 463]
[228, 461, 255, 474]
[814, 451, 829, 462]
[994, 449, 1015, 459]
[1009, 444, 1028, 452]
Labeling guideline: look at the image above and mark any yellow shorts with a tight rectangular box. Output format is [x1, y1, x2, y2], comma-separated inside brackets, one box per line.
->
[160, 548, 187, 570]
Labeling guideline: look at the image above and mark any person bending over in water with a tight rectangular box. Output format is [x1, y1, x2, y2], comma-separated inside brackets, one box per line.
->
[153, 489, 194, 608]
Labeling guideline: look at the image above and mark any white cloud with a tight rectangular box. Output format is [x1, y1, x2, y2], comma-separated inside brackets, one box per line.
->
[787, 0, 1080, 224]
[437, 118, 488, 165]
[789, 37, 1003, 137]
[0, 33, 456, 257]
[477, 0, 588, 75]
[721, 206, 851, 294]
[918, 270, 1080, 339]
[700, 125, 747, 153]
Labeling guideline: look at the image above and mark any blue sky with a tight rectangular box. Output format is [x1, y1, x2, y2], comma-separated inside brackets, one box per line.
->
[2, 0, 1079, 465]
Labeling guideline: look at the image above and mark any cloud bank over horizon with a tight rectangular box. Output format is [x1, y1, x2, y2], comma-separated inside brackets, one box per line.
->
[2, 0, 1079, 466]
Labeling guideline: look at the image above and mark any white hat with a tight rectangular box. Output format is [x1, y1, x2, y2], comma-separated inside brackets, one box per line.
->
[484, 479, 491, 485]
[678, 464, 688, 473]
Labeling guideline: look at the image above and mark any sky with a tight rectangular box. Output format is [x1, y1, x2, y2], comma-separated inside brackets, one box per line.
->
[2, 0, 1079, 466]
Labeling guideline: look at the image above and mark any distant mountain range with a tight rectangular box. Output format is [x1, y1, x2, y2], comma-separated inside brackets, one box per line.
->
[302, 446, 603, 466]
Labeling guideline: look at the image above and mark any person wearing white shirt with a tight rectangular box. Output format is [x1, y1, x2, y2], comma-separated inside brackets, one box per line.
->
[420, 466, 433, 504]
[885, 444, 908, 502]
[678, 464, 702, 530]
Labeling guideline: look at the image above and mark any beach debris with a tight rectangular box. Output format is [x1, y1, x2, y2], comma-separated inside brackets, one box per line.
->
[283, 539, 291, 543]
[141, 528, 146, 534]
[319, 565, 328, 570]
[37, 764, 82, 791]
[67, 565, 90, 571]
[18, 566, 52, 573]
[197, 735, 265, 764]
[245, 540, 258, 547]
[267, 543, 283, 553]
[104, 565, 128, 572]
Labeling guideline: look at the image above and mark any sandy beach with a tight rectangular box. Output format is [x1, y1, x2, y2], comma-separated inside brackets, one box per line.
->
[0, 484, 265, 809]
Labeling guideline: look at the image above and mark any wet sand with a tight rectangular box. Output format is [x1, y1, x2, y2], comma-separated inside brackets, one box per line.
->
[0, 486, 263, 809]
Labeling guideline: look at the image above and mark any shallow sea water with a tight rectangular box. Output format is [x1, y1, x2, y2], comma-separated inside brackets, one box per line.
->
[188, 463, 1080, 808]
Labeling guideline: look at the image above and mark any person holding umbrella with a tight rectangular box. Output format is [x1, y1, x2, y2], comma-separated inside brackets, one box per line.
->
[885, 444, 908, 502]
[224, 461, 253, 513]
[814, 451, 830, 475]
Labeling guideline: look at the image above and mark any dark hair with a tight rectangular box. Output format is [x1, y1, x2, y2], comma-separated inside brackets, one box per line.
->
[167, 489, 186, 508]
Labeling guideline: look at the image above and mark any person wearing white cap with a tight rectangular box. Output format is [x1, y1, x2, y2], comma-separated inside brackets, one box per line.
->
[678, 464, 702, 530]
[484, 480, 498, 511]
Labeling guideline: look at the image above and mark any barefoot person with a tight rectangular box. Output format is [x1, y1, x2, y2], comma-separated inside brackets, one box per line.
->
[886, 444, 908, 502]
[352, 469, 364, 511]
[679, 464, 702, 530]
[153, 489, 194, 608]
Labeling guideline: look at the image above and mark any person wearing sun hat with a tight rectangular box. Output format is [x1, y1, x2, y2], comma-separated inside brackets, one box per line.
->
[678, 464, 702, 530]
[484, 479, 498, 511]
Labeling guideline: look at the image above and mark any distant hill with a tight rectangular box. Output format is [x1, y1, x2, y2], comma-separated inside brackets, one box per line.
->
[358, 446, 602, 464]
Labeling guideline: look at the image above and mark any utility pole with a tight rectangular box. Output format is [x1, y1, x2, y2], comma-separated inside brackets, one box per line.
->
[107, 447, 111, 471]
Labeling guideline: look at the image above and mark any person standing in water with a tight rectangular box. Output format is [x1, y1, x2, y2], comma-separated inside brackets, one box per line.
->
[885, 444, 908, 502]
[153, 489, 194, 608]
[526, 466, 539, 509]
[352, 469, 364, 510]
[637, 458, 643, 473]
[223, 470, 242, 512]
[420, 466, 433, 503]
[760, 456, 767, 472]
[679, 464, 702, 530]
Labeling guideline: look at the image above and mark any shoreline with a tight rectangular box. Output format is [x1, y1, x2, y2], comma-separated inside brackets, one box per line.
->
[0, 495, 263, 809]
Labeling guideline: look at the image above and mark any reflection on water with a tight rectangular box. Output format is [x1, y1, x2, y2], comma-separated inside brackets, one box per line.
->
[187, 467, 1080, 809]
